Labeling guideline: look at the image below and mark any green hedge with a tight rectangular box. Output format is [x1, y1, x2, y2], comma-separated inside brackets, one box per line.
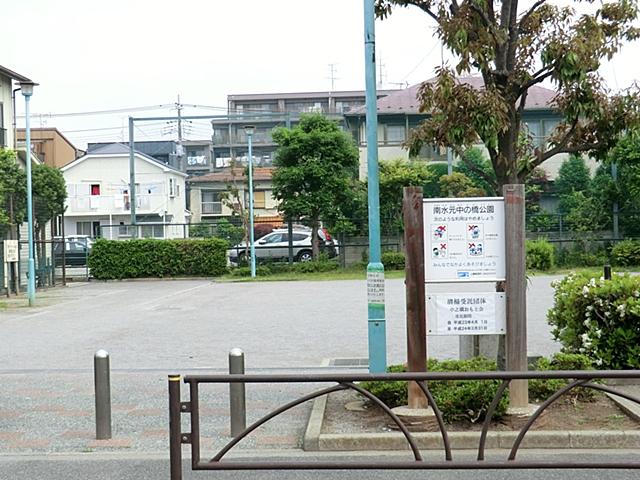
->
[526, 239, 555, 271]
[361, 357, 509, 423]
[88, 238, 228, 279]
[611, 240, 640, 266]
[548, 271, 640, 369]
[381, 251, 405, 270]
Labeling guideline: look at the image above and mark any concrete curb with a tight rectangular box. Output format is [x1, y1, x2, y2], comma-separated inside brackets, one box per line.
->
[304, 393, 640, 451]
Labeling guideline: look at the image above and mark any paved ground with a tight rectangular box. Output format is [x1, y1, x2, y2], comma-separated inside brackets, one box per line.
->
[0, 276, 564, 458]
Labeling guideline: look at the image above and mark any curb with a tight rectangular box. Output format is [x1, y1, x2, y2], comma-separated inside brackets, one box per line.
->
[303, 393, 640, 451]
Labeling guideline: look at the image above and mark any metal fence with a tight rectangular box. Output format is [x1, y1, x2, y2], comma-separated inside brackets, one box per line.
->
[168, 369, 640, 478]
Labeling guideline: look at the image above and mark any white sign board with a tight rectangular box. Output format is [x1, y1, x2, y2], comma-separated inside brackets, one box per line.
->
[427, 293, 506, 336]
[423, 197, 505, 282]
[3, 240, 19, 263]
[367, 271, 385, 305]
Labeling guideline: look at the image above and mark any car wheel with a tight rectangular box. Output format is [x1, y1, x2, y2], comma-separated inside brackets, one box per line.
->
[237, 252, 247, 266]
[296, 250, 313, 262]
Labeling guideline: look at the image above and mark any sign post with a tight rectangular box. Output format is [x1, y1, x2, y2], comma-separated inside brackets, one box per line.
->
[403, 187, 427, 409]
[504, 184, 528, 408]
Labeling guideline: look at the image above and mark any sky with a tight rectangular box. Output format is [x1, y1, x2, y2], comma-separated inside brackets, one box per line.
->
[3, 0, 638, 149]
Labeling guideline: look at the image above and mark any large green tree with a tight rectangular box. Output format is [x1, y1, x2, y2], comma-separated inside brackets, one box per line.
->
[375, 0, 640, 187]
[0, 149, 27, 238]
[272, 114, 359, 258]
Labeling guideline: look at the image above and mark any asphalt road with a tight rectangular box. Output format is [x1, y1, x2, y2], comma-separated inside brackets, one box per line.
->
[0, 275, 563, 371]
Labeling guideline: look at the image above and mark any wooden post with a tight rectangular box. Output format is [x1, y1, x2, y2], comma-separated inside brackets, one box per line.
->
[503, 184, 528, 408]
[403, 187, 427, 409]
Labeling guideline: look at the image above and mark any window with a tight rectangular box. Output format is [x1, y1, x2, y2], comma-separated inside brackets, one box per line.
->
[386, 125, 406, 143]
[254, 191, 266, 209]
[91, 184, 101, 196]
[169, 178, 175, 197]
[76, 221, 92, 236]
[202, 191, 222, 214]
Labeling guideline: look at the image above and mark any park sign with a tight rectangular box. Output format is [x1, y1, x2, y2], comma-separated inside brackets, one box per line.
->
[423, 197, 505, 283]
[427, 292, 506, 336]
[3, 240, 19, 263]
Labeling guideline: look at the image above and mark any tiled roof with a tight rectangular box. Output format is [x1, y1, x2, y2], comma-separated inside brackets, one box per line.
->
[189, 167, 274, 183]
[347, 76, 557, 115]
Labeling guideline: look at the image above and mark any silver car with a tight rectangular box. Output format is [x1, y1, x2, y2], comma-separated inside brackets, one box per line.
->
[228, 228, 338, 264]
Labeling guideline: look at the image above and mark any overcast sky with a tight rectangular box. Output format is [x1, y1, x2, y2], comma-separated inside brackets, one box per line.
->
[3, 0, 637, 148]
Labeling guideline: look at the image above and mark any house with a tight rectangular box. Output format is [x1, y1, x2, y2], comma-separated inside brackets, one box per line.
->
[60, 143, 188, 240]
[16, 127, 81, 168]
[0, 64, 33, 150]
[188, 167, 279, 225]
[343, 77, 577, 180]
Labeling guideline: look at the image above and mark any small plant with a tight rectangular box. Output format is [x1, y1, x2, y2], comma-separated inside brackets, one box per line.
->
[548, 271, 640, 369]
[381, 251, 405, 270]
[360, 357, 509, 423]
[526, 239, 555, 271]
[528, 353, 595, 402]
[611, 240, 640, 267]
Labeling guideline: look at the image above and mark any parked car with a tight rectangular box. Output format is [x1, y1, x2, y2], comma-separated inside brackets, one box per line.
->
[53, 238, 92, 267]
[228, 228, 338, 264]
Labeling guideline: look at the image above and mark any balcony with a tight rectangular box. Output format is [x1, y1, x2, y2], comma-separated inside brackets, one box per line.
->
[66, 194, 154, 215]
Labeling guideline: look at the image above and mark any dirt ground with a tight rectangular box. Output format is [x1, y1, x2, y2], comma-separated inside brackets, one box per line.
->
[321, 389, 640, 434]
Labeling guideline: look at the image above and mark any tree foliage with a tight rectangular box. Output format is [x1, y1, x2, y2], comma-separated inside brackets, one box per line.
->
[375, 0, 640, 186]
[272, 114, 359, 257]
[32, 163, 66, 235]
[555, 154, 591, 197]
[0, 149, 27, 237]
[378, 159, 436, 233]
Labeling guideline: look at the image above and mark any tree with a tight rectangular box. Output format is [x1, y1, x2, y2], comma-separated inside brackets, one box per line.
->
[454, 147, 498, 195]
[554, 154, 591, 197]
[375, 0, 640, 187]
[31, 163, 66, 280]
[0, 149, 27, 239]
[439, 171, 487, 197]
[272, 114, 359, 258]
[378, 159, 436, 234]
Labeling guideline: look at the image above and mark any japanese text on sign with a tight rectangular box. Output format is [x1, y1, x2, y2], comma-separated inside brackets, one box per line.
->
[423, 197, 505, 282]
[367, 271, 385, 305]
[427, 293, 506, 336]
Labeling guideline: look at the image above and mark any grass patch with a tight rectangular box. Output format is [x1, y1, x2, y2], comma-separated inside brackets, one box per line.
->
[220, 265, 406, 282]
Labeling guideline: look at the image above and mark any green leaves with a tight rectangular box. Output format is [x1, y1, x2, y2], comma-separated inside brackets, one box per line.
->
[272, 114, 359, 237]
[88, 238, 229, 280]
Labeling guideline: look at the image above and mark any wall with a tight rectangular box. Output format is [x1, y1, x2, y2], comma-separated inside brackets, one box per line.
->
[0, 74, 14, 148]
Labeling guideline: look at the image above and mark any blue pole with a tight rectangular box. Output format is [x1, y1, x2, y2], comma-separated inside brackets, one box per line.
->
[247, 131, 256, 278]
[23, 90, 36, 306]
[364, 0, 387, 373]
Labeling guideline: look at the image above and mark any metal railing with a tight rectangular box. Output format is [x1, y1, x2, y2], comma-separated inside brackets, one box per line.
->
[168, 370, 640, 478]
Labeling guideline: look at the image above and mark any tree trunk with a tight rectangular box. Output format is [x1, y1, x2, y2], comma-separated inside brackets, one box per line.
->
[311, 218, 320, 259]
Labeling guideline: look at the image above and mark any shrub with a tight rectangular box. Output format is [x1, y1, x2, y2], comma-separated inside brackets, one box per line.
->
[88, 238, 228, 279]
[611, 240, 640, 266]
[526, 239, 554, 270]
[547, 271, 640, 369]
[381, 251, 405, 270]
[528, 353, 595, 402]
[361, 357, 509, 423]
[555, 243, 607, 268]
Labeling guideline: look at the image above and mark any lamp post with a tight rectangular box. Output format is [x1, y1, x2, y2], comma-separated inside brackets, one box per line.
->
[20, 81, 37, 306]
[244, 125, 256, 278]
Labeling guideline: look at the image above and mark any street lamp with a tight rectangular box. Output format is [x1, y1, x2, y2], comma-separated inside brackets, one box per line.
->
[20, 80, 37, 306]
[244, 125, 256, 278]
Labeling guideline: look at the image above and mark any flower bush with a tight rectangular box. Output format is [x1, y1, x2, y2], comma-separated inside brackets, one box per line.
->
[547, 271, 640, 369]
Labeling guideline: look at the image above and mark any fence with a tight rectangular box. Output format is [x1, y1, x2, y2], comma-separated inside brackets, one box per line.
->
[168, 369, 640, 478]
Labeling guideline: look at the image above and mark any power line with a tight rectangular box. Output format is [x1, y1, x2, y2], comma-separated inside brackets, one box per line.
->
[17, 104, 173, 119]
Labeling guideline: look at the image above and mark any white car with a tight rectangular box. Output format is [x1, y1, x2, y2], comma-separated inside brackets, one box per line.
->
[228, 228, 338, 264]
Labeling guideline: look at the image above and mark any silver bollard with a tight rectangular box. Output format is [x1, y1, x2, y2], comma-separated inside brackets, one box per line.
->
[94, 349, 112, 440]
[229, 348, 246, 437]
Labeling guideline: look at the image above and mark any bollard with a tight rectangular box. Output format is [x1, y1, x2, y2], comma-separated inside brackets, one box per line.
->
[228, 348, 246, 437]
[604, 264, 612, 281]
[94, 349, 112, 440]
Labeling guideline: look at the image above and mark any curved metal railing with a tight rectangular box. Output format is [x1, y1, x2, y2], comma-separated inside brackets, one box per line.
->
[168, 370, 640, 479]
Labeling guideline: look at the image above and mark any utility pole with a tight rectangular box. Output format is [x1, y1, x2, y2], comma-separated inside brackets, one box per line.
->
[176, 96, 184, 172]
[328, 64, 338, 91]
